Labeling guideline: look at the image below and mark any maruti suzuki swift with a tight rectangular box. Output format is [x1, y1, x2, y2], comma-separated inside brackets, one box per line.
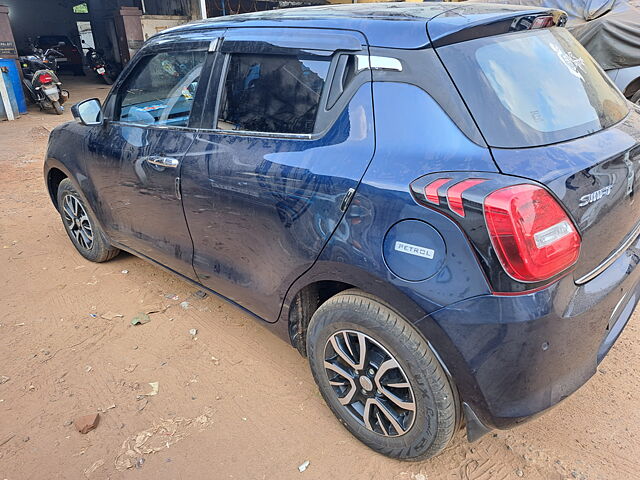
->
[43, 3, 640, 460]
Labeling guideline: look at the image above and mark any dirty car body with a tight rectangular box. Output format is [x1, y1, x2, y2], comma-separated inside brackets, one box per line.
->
[44, 2, 640, 459]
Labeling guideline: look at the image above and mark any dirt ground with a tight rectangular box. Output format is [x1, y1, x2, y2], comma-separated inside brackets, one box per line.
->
[0, 76, 639, 480]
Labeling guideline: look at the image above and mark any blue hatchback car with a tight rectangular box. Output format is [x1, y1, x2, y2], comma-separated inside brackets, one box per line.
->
[44, 3, 640, 460]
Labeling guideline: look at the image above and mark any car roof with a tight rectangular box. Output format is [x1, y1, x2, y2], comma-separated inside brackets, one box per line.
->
[158, 2, 555, 49]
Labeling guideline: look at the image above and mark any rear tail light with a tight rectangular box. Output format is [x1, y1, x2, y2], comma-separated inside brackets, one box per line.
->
[484, 184, 580, 282]
[532, 15, 555, 29]
[38, 72, 53, 84]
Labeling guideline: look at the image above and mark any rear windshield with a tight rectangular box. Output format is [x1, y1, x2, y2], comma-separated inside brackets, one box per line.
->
[38, 36, 70, 46]
[438, 28, 629, 148]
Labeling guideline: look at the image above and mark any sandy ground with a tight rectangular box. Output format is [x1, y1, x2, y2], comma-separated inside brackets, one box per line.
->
[0, 76, 639, 480]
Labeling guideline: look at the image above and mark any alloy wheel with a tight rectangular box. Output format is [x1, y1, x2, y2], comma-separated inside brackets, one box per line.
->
[323, 329, 416, 437]
[62, 194, 94, 250]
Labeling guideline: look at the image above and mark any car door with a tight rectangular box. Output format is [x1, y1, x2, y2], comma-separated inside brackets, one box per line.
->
[83, 32, 222, 277]
[180, 27, 375, 321]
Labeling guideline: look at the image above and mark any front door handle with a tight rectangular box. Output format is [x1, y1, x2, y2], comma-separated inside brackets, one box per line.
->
[144, 156, 180, 169]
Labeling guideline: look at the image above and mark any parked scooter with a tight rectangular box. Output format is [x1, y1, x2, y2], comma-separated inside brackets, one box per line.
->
[20, 46, 62, 74]
[85, 48, 116, 85]
[19, 46, 69, 115]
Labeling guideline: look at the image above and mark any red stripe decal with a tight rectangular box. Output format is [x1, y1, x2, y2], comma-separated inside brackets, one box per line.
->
[424, 178, 452, 205]
[447, 179, 487, 217]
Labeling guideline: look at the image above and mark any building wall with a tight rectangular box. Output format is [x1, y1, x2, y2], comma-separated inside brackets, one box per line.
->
[141, 15, 190, 41]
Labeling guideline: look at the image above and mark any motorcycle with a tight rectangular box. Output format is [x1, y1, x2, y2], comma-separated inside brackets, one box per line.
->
[85, 48, 116, 85]
[19, 47, 69, 115]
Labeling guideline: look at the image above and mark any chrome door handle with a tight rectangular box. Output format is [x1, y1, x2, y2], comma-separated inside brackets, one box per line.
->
[144, 156, 180, 168]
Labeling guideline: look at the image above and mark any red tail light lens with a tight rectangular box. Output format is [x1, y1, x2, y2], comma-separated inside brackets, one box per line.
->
[532, 15, 555, 29]
[484, 184, 580, 282]
[38, 72, 53, 84]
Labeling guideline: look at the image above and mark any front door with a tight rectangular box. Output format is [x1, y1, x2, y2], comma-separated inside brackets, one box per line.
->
[181, 28, 376, 320]
[84, 34, 218, 277]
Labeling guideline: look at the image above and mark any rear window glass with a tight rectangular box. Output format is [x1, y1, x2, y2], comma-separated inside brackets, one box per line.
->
[438, 28, 628, 148]
[217, 53, 330, 134]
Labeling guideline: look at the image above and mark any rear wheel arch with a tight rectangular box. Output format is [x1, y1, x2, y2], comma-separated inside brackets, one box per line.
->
[284, 269, 432, 357]
[287, 280, 354, 356]
[285, 276, 451, 367]
[283, 264, 428, 353]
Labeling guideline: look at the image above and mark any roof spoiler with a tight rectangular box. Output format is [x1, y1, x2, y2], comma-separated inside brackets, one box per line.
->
[428, 8, 568, 48]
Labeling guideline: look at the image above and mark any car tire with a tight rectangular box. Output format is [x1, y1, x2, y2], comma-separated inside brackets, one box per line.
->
[632, 89, 640, 106]
[306, 289, 458, 460]
[56, 179, 120, 263]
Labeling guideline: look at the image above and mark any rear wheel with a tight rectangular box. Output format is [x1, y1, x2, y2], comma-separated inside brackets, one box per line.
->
[52, 100, 64, 115]
[56, 179, 119, 262]
[631, 89, 640, 106]
[306, 289, 458, 460]
[102, 74, 114, 85]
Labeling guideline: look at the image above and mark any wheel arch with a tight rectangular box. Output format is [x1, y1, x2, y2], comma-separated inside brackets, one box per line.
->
[44, 157, 110, 240]
[286, 279, 355, 356]
[45, 165, 68, 209]
[282, 262, 431, 356]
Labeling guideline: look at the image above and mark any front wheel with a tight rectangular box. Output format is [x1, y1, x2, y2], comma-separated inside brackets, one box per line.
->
[57, 179, 120, 262]
[306, 289, 458, 461]
[52, 100, 64, 115]
[631, 89, 640, 106]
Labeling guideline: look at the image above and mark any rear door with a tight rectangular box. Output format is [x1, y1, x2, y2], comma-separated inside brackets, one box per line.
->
[435, 25, 640, 283]
[180, 27, 375, 321]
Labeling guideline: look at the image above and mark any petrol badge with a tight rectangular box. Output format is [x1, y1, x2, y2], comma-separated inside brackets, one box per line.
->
[394, 241, 435, 260]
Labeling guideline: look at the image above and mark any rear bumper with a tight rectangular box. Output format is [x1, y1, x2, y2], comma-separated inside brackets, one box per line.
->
[427, 234, 640, 431]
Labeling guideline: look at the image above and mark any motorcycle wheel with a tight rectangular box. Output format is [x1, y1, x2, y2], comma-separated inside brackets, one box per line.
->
[102, 75, 114, 86]
[52, 100, 64, 115]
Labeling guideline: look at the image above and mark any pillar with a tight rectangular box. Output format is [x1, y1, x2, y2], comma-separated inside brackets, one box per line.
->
[114, 6, 143, 65]
[0, 5, 17, 59]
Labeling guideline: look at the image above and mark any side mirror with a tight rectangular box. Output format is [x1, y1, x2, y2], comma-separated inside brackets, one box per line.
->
[72, 98, 103, 126]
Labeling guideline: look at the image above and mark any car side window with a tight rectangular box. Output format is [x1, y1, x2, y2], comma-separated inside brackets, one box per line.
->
[216, 53, 331, 135]
[116, 50, 206, 127]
